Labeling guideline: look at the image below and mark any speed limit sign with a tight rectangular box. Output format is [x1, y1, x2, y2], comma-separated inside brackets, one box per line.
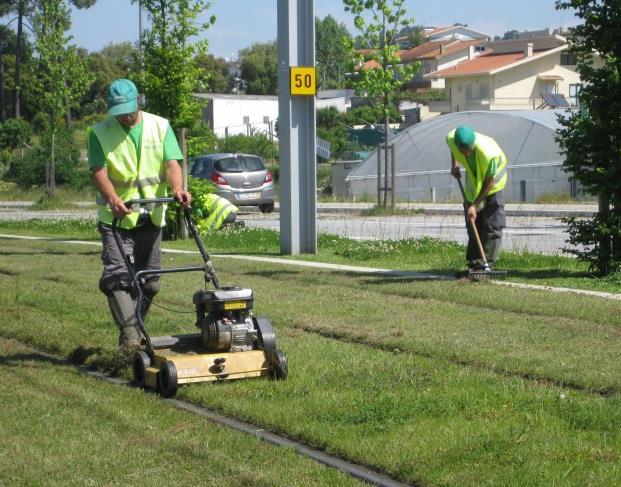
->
[290, 66, 317, 95]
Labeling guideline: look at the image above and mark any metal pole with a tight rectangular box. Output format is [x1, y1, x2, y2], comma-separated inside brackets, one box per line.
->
[376, 146, 381, 206]
[390, 143, 395, 209]
[277, 0, 317, 254]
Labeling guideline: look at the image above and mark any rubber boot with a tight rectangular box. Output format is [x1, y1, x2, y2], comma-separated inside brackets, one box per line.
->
[107, 290, 145, 350]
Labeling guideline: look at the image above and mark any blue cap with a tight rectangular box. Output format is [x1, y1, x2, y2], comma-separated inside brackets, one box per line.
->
[107, 79, 138, 116]
[454, 125, 476, 149]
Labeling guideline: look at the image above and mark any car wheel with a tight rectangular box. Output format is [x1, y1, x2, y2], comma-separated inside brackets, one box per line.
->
[260, 203, 274, 213]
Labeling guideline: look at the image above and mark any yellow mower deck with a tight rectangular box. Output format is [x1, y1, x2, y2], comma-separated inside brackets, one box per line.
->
[134, 333, 277, 397]
[144, 349, 269, 389]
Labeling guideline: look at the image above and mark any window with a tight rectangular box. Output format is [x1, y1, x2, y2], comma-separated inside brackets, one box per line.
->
[560, 50, 577, 65]
[569, 83, 581, 107]
[479, 83, 490, 99]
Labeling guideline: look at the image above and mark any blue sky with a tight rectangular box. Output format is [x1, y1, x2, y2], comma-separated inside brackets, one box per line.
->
[68, 0, 579, 59]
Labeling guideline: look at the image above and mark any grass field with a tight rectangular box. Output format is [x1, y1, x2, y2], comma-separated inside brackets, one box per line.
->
[0, 221, 620, 485]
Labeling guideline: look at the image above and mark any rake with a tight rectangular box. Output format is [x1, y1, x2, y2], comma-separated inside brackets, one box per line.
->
[456, 177, 507, 281]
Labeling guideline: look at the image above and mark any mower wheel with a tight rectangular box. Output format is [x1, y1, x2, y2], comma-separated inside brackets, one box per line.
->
[132, 351, 151, 388]
[269, 349, 288, 380]
[158, 361, 178, 397]
[254, 316, 277, 352]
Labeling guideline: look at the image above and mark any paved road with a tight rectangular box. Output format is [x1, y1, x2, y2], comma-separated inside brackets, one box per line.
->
[0, 203, 581, 255]
[241, 211, 573, 255]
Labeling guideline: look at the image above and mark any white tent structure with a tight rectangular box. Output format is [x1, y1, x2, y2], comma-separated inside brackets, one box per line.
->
[345, 110, 580, 203]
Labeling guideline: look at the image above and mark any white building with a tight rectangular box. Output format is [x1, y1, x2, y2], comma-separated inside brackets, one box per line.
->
[197, 93, 278, 138]
[197, 90, 354, 138]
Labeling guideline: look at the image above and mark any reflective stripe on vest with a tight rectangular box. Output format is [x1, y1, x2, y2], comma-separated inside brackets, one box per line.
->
[204, 194, 238, 231]
[91, 112, 170, 229]
[447, 129, 508, 203]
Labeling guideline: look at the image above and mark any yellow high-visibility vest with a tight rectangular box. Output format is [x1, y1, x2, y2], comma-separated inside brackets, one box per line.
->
[201, 194, 238, 231]
[447, 129, 508, 203]
[91, 112, 170, 229]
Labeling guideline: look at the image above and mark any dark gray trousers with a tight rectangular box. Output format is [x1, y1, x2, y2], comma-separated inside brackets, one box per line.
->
[464, 191, 506, 269]
[98, 219, 162, 345]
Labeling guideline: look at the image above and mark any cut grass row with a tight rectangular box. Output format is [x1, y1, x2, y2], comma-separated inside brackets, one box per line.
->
[0, 235, 620, 485]
[0, 338, 362, 486]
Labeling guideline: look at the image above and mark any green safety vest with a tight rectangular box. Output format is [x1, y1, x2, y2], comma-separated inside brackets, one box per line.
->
[446, 129, 508, 204]
[91, 112, 170, 229]
[202, 194, 238, 231]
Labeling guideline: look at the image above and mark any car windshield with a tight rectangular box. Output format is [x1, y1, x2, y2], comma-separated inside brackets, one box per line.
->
[214, 156, 264, 173]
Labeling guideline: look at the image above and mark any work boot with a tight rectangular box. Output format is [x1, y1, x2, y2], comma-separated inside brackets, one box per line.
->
[118, 325, 145, 352]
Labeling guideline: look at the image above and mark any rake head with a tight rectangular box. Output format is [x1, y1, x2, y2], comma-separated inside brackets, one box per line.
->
[468, 269, 507, 282]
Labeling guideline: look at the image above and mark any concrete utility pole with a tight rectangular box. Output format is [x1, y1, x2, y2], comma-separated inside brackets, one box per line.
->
[277, 0, 317, 254]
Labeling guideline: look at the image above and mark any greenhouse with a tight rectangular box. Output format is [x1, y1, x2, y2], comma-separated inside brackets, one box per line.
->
[344, 110, 580, 203]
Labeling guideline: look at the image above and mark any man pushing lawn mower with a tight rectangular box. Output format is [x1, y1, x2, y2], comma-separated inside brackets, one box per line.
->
[87, 78, 191, 352]
[447, 125, 508, 281]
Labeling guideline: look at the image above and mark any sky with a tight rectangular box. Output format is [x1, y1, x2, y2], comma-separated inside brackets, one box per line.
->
[67, 0, 579, 60]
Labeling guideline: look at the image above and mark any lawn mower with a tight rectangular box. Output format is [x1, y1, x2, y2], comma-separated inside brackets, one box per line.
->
[111, 197, 288, 398]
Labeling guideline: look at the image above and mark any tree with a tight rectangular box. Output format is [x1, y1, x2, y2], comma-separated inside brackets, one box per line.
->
[0, 0, 95, 118]
[555, 0, 621, 276]
[135, 0, 215, 131]
[343, 0, 419, 208]
[31, 0, 92, 194]
[315, 15, 351, 90]
[195, 53, 231, 93]
[238, 41, 278, 95]
[502, 29, 519, 40]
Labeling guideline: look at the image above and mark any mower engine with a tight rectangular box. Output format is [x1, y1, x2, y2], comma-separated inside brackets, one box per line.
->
[193, 287, 257, 352]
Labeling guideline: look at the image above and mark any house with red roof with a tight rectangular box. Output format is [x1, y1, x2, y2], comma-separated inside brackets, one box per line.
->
[425, 32, 585, 114]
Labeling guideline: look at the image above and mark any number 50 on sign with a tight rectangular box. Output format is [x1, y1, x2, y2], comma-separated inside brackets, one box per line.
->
[290, 67, 317, 95]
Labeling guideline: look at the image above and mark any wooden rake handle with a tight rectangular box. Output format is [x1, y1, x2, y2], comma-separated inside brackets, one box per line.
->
[456, 176, 490, 268]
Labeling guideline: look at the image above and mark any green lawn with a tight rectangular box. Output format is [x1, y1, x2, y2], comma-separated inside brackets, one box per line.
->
[0, 228, 620, 486]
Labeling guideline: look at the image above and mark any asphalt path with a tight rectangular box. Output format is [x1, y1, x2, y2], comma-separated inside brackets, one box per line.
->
[0, 205, 574, 255]
[241, 211, 572, 256]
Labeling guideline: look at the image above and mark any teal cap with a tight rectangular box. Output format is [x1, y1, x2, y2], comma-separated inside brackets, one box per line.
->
[455, 125, 476, 149]
[107, 79, 138, 116]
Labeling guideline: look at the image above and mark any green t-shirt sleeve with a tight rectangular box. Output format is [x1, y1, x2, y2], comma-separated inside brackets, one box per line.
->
[87, 129, 106, 170]
[486, 157, 498, 179]
[163, 126, 183, 162]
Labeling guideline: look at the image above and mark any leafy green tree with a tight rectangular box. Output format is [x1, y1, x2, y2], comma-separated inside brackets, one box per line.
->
[135, 0, 215, 131]
[0, 0, 95, 118]
[30, 0, 92, 194]
[315, 15, 351, 90]
[238, 41, 278, 95]
[195, 53, 231, 93]
[343, 0, 419, 207]
[555, 0, 621, 276]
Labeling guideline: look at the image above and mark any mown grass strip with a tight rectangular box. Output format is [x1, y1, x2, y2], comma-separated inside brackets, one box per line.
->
[1, 237, 620, 485]
[0, 338, 364, 486]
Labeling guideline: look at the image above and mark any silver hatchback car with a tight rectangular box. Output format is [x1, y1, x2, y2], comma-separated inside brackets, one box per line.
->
[190, 153, 275, 213]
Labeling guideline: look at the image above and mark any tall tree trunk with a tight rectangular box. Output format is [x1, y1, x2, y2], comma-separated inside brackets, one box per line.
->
[598, 193, 610, 275]
[0, 58, 5, 123]
[14, 0, 24, 118]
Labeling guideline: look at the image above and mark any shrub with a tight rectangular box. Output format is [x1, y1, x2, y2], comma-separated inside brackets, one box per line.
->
[0, 118, 32, 150]
[217, 131, 278, 161]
